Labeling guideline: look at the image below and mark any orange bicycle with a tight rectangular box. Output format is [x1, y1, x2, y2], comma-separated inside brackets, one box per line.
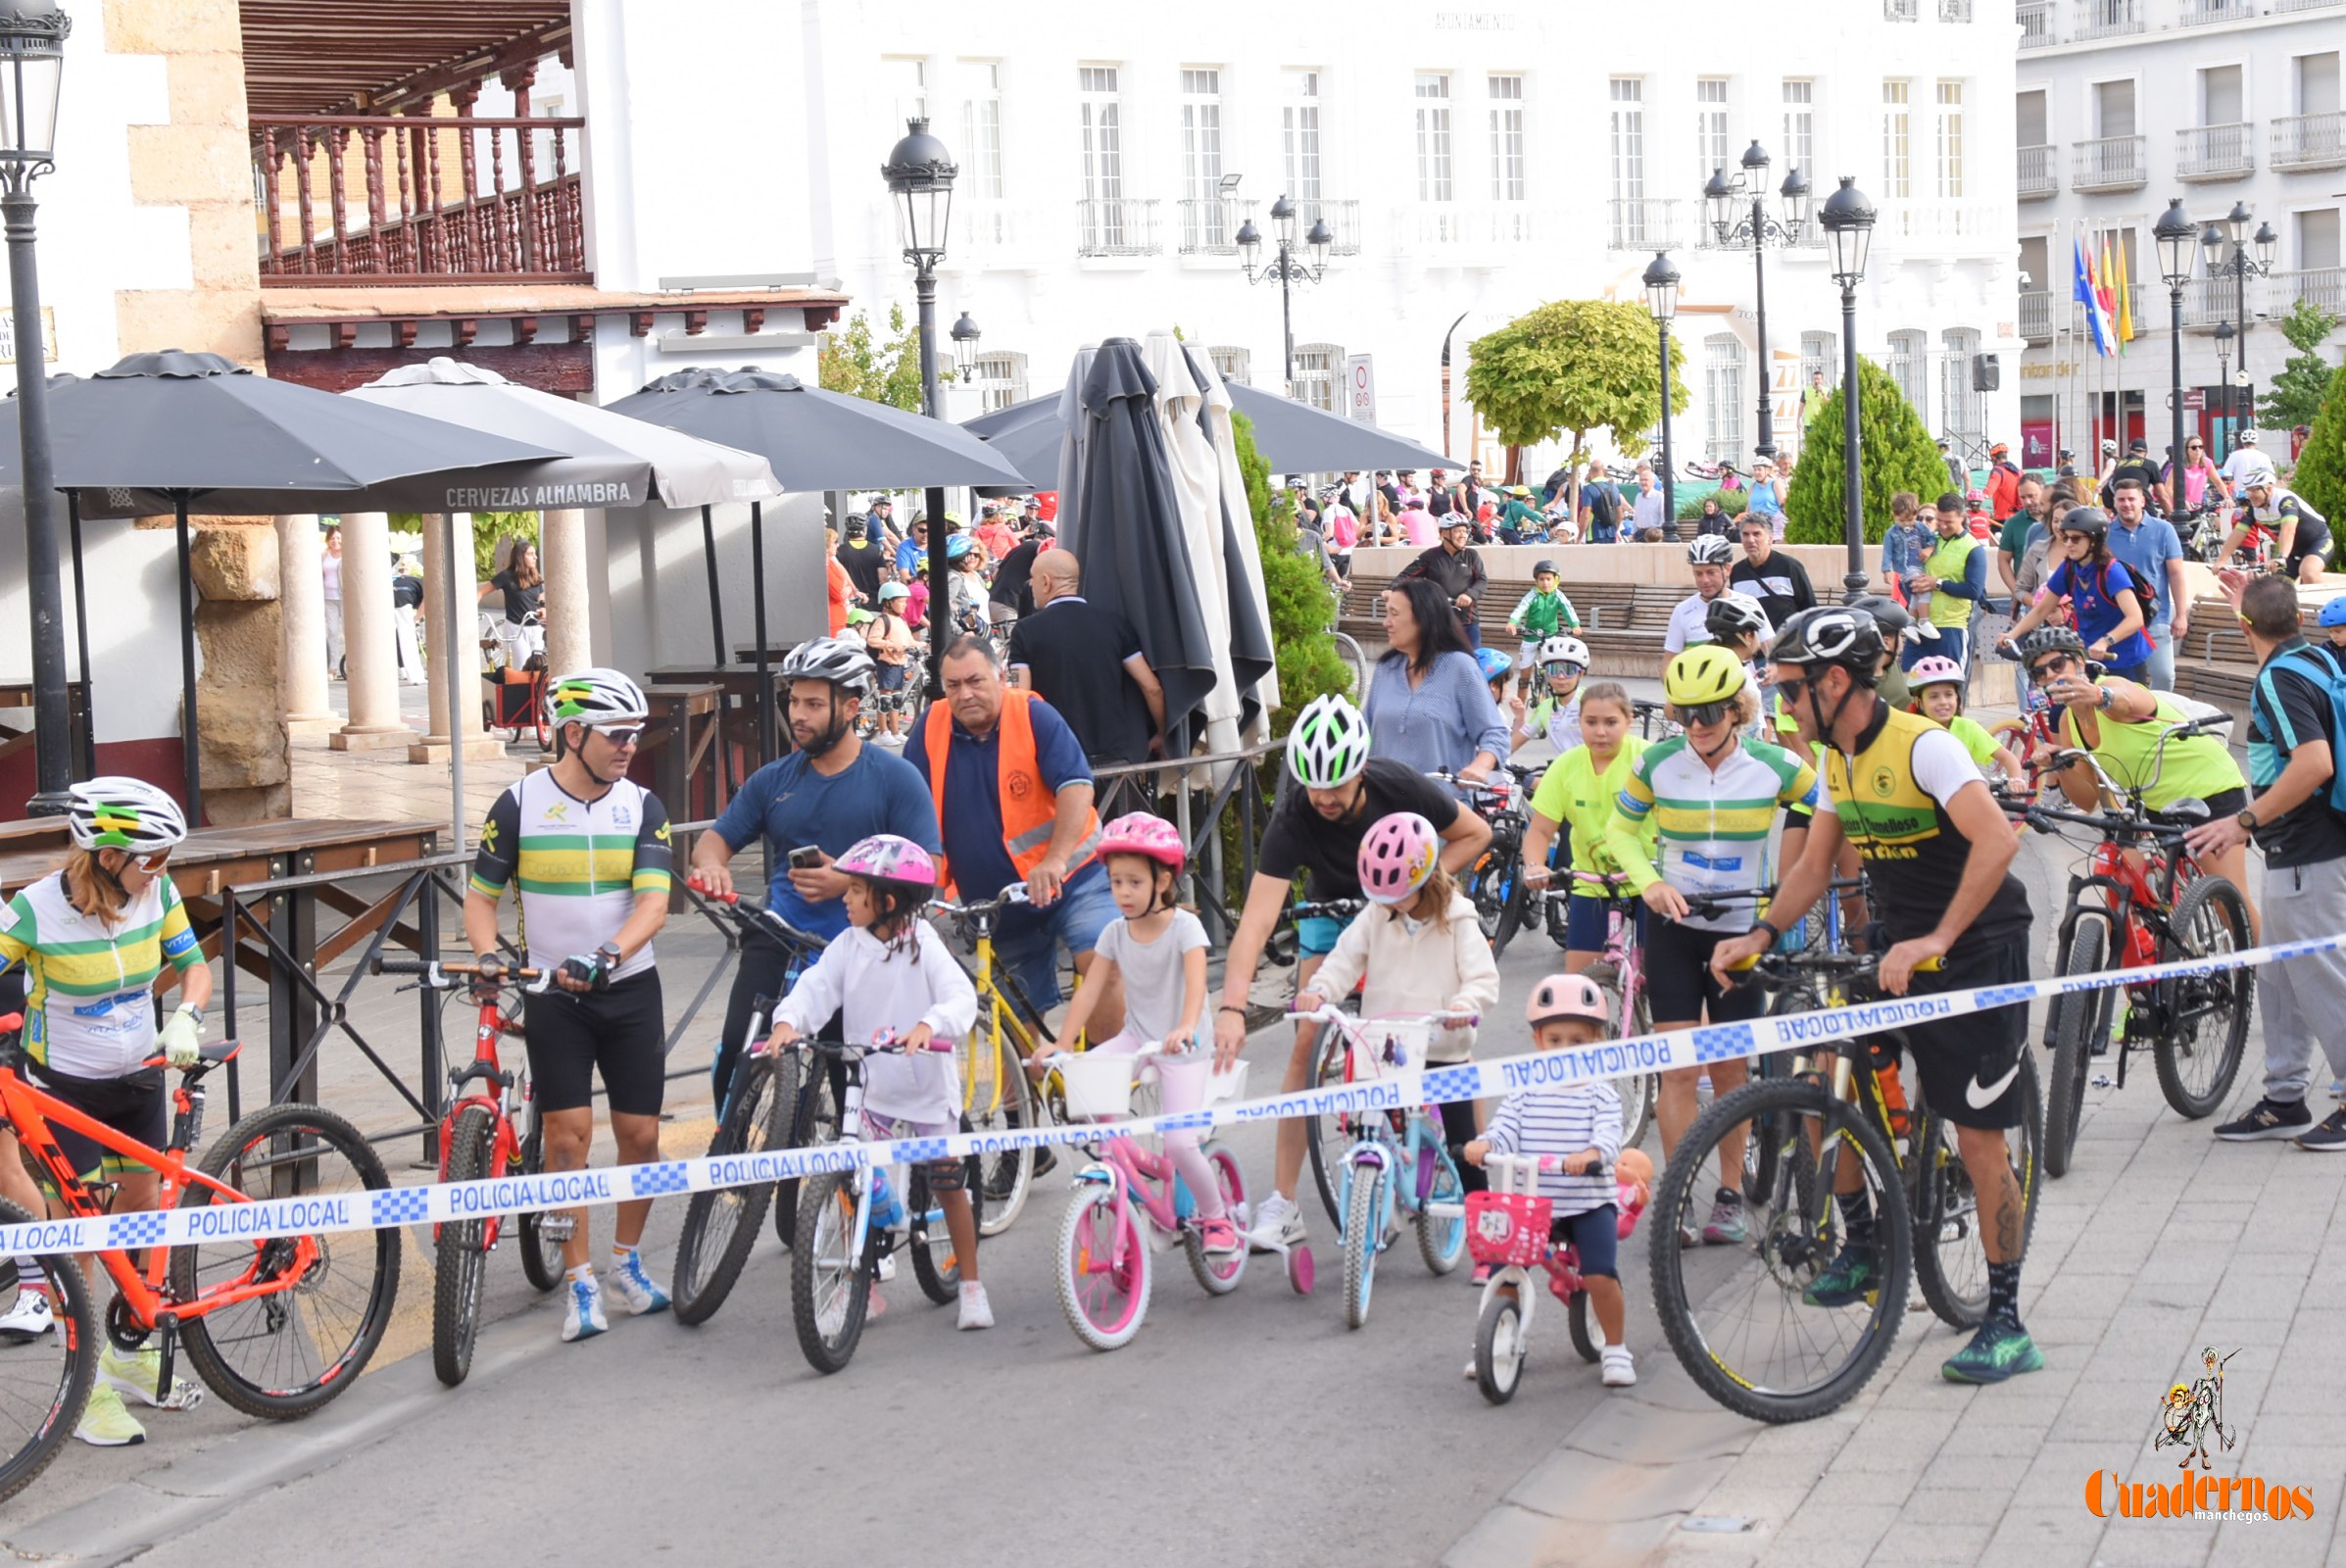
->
[0, 1011, 401, 1499]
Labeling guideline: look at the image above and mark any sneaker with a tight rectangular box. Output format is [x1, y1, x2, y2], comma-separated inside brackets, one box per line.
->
[957, 1282, 994, 1331]
[2330, 1079, 2345, 1100]
[1941, 1319, 2045, 1384]
[1464, 1356, 1480, 1381]
[1197, 1217, 1241, 1257]
[1679, 1222, 1699, 1249]
[1601, 1346, 1637, 1388]
[607, 1250, 670, 1315]
[0, 1289, 54, 1344]
[2214, 1097, 2313, 1143]
[1469, 1261, 1495, 1287]
[2296, 1106, 2346, 1152]
[1701, 1188, 1750, 1246]
[561, 1275, 609, 1343]
[74, 1385, 144, 1447]
[1246, 1194, 1305, 1252]
[99, 1345, 205, 1411]
[1801, 1250, 1880, 1308]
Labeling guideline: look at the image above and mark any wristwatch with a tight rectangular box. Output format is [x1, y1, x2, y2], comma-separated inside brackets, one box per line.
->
[2236, 808, 2259, 832]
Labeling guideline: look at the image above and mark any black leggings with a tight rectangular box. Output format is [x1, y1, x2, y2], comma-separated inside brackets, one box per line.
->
[1440, 1097, 1490, 1196]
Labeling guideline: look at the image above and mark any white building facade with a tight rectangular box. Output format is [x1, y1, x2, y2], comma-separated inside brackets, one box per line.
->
[806, 0, 2024, 479]
[2014, 0, 2344, 469]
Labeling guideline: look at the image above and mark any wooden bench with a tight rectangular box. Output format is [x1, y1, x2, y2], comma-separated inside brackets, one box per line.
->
[1338, 574, 1679, 682]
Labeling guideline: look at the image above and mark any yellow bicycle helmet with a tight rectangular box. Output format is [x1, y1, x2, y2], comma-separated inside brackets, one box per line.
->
[1664, 643, 1748, 708]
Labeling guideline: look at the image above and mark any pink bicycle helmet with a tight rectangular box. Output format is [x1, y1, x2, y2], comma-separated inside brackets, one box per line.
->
[834, 834, 938, 897]
[1526, 973, 1611, 1030]
[1907, 656, 1966, 690]
[1098, 811, 1186, 871]
[1357, 812, 1440, 906]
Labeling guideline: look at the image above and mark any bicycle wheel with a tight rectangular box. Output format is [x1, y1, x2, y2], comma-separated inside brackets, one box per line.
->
[1911, 1051, 2042, 1331]
[1414, 1137, 1467, 1276]
[1649, 1078, 1911, 1424]
[2043, 916, 2111, 1179]
[431, 1104, 496, 1387]
[514, 1104, 565, 1294]
[0, 1200, 95, 1503]
[789, 1171, 871, 1375]
[1567, 1289, 1600, 1363]
[1341, 1163, 1385, 1331]
[1301, 1032, 1352, 1231]
[1474, 1290, 1526, 1405]
[2153, 876, 2254, 1119]
[1054, 1184, 1149, 1351]
[672, 1050, 793, 1326]
[171, 1103, 401, 1419]
[1469, 828, 1518, 948]
[775, 1058, 838, 1246]
[966, 1023, 1038, 1238]
[1183, 1140, 1249, 1297]
[908, 1161, 973, 1305]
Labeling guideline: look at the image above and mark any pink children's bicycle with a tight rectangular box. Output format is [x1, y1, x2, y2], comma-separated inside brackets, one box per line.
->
[1045, 1044, 1311, 1351]
[1466, 1152, 1648, 1405]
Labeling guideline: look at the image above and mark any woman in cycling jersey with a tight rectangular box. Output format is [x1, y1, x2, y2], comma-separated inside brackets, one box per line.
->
[0, 778, 212, 1445]
[1604, 647, 1819, 1248]
[1367, 575, 1509, 790]
[1521, 684, 1652, 973]
[2000, 507, 2152, 683]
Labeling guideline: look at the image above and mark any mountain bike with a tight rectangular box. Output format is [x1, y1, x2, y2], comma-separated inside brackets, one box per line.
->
[1433, 765, 1539, 956]
[933, 886, 1054, 1237]
[1649, 948, 2041, 1423]
[1535, 870, 1656, 1150]
[0, 1012, 401, 1492]
[375, 957, 565, 1386]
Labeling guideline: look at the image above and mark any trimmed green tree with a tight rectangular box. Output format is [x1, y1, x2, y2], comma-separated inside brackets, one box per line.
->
[1463, 299, 1689, 514]
[1783, 357, 1951, 548]
[2296, 349, 2346, 556]
[2262, 297, 2340, 434]
[1231, 410, 1350, 715]
[816, 305, 924, 412]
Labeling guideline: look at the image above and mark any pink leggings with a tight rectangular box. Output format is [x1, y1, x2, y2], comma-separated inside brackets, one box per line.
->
[1091, 1031, 1225, 1221]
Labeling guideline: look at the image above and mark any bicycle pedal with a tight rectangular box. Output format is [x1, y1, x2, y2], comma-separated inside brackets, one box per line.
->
[537, 1213, 576, 1242]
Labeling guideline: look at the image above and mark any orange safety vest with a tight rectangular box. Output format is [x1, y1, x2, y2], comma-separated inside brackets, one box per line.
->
[919, 689, 1101, 898]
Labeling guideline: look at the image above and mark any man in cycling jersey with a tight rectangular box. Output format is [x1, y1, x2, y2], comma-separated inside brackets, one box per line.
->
[2222, 475, 2331, 583]
[1666, 536, 1743, 652]
[466, 667, 675, 1344]
[1213, 695, 1491, 1249]
[1712, 607, 2042, 1384]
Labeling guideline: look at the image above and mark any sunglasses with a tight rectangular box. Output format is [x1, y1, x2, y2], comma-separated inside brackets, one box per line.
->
[591, 723, 646, 747]
[133, 850, 172, 874]
[2028, 657, 2077, 685]
[1541, 662, 1586, 679]
[1676, 700, 1735, 728]
[1775, 676, 1814, 707]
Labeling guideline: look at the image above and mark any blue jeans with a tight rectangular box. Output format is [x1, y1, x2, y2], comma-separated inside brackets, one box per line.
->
[2144, 623, 2176, 692]
[1902, 625, 1968, 671]
[994, 865, 1120, 1011]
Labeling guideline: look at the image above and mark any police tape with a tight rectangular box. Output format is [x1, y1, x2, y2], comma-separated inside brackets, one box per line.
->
[0, 928, 2322, 1260]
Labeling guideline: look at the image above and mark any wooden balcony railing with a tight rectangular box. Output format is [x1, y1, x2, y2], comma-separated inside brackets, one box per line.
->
[252, 113, 590, 286]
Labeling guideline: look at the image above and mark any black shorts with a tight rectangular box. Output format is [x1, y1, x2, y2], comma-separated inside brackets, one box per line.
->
[2286, 529, 2334, 575]
[1900, 935, 2030, 1132]
[33, 1064, 166, 1181]
[1547, 1203, 1619, 1280]
[1643, 918, 1769, 1031]
[524, 970, 666, 1117]
[2199, 786, 2247, 822]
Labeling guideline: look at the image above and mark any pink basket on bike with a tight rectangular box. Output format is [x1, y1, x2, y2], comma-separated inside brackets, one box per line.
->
[1466, 1191, 1552, 1268]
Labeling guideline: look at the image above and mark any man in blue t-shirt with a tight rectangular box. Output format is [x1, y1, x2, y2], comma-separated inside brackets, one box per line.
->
[687, 641, 937, 1093]
[2104, 476, 2188, 691]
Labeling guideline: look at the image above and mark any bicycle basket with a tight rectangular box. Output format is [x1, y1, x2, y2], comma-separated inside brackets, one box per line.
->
[1349, 1016, 1435, 1081]
[1057, 1051, 1139, 1122]
[1466, 1191, 1552, 1268]
[1154, 1054, 1248, 1116]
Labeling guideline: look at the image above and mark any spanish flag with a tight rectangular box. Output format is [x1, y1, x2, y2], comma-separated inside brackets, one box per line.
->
[2111, 233, 2136, 347]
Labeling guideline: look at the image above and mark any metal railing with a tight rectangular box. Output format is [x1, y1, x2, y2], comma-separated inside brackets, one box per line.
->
[2019, 0, 2057, 44]
[1605, 197, 1685, 250]
[2181, 275, 2237, 327]
[1076, 197, 1162, 258]
[2176, 122, 2255, 179]
[2074, 0, 2145, 37]
[2275, 267, 2346, 314]
[2179, 0, 2254, 21]
[1938, 0, 1973, 17]
[2020, 290, 2053, 343]
[2272, 112, 2346, 172]
[1398, 202, 1538, 249]
[252, 113, 589, 284]
[1176, 196, 1252, 255]
[2273, 0, 2343, 10]
[1884, 0, 1918, 18]
[1294, 197, 1363, 256]
[2072, 134, 2147, 191]
[2018, 144, 2058, 199]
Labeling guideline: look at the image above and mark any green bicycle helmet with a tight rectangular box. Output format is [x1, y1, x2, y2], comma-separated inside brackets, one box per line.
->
[1287, 694, 1371, 789]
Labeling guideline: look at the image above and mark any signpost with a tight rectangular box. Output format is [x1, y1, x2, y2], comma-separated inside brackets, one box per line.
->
[1345, 353, 1375, 422]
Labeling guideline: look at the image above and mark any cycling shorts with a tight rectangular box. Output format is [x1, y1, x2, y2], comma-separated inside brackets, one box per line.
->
[2286, 528, 2334, 574]
[1899, 936, 2030, 1132]
[1564, 893, 1645, 954]
[1547, 1202, 1620, 1280]
[524, 970, 667, 1117]
[1642, 919, 1768, 1031]
[33, 1064, 166, 1182]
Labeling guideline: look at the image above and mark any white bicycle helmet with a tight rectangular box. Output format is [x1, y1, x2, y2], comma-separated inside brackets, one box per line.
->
[545, 667, 651, 725]
[66, 776, 187, 855]
[1537, 634, 1590, 670]
[1287, 694, 1371, 789]
[779, 635, 876, 696]
[1687, 535, 1736, 568]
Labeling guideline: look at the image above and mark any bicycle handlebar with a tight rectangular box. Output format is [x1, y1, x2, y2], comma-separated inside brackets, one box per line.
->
[373, 957, 558, 994]
[1291, 1004, 1482, 1031]
[1292, 898, 1366, 920]
[932, 884, 1034, 918]
[683, 879, 831, 951]
[782, 1030, 955, 1057]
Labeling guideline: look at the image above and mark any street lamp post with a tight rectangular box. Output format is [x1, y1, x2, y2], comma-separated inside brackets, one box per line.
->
[1818, 175, 1877, 604]
[2153, 198, 2197, 506]
[950, 311, 982, 384]
[1237, 194, 1333, 390]
[1703, 141, 1812, 461]
[2201, 204, 2276, 447]
[883, 117, 958, 699]
[1642, 250, 1682, 524]
[2213, 319, 2234, 460]
[0, 0, 72, 815]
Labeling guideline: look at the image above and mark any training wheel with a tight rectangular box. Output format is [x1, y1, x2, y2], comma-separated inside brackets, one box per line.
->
[1288, 1245, 1315, 1295]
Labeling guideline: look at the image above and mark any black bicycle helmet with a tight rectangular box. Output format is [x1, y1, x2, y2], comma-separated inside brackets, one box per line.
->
[2015, 626, 2087, 666]
[2059, 506, 2111, 541]
[1853, 594, 1913, 636]
[1532, 558, 1559, 576]
[1770, 606, 1885, 682]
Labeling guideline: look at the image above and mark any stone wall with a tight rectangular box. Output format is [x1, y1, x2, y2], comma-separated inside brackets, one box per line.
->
[186, 519, 289, 822]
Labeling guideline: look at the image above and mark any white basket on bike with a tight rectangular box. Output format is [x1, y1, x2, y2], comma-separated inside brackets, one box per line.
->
[1154, 1053, 1249, 1115]
[1057, 1052, 1141, 1123]
[1348, 1016, 1436, 1081]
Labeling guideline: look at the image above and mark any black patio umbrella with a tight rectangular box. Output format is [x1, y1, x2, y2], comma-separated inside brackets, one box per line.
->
[0, 350, 561, 820]
[605, 368, 1025, 763]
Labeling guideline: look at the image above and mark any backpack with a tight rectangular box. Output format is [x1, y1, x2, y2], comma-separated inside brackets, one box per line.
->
[2253, 648, 2346, 814]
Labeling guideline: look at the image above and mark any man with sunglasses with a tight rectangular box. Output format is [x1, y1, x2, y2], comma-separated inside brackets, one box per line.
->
[1714, 607, 2040, 1385]
[466, 666, 676, 1345]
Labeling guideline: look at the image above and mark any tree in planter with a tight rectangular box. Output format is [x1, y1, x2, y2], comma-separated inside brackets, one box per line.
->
[817, 306, 924, 412]
[2261, 297, 2340, 435]
[1232, 411, 1350, 715]
[1783, 357, 1951, 548]
[1463, 299, 1689, 521]
[2296, 348, 2346, 557]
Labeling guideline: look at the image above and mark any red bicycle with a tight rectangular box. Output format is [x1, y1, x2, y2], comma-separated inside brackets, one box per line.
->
[374, 957, 567, 1385]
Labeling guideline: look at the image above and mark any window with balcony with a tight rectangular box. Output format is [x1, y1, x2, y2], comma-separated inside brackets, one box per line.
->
[2077, 0, 2144, 40]
[2017, 89, 2054, 199]
[1882, 81, 1912, 198]
[1940, 329, 1982, 438]
[2020, 234, 2053, 342]
[2275, 52, 2344, 172]
[1935, 81, 1965, 198]
[1208, 345, 1251, 386]
[1294, 342, 1344, 411]
[1416, 74, 1453, 201]
[971, 351, 1028, 414]
[2019, 1, 2054, 46]
[2179, 66, 2252, 179]
[961, 62, 1004, 200]
[1703, 333, 1745, 463]
[1180, 68, 1228, 250]
[1284, 70, 1323, 199]
[1887, 329, 1929, 423]
[1077, 67, 1149, 255]
[886, 57, 927, 124]
[1609, 77, 1649, 246]
[1489, 74, 1525, 201]
[2293, 210, 2342, 315]
[1782, 80, 1814, 177]
[2077, 78, 2145, 190]
[1696, 78, 1731, 186]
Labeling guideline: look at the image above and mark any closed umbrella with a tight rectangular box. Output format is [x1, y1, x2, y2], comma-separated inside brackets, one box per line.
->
[966, 382, 1467, 483]
[1140, 331, 1251, 759]
[1180, 341, 1280, 739]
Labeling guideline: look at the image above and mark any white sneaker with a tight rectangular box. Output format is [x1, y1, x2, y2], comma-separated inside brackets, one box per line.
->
[957, 1282, 994, 1331]
[1464, 1356, 1479, 1381]
[876, 1253, 899, 1284]
[0, 1289, 54, 1343]
[606, 1250, 670, 1316]
[1246, 1194, 1305, 1252]
[1602, 1345, 1637, 1388]
[561, 1273, 609, 1343]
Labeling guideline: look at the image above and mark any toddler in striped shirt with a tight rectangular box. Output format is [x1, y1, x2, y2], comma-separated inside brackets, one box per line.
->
[1465, 973, 1636, 1388]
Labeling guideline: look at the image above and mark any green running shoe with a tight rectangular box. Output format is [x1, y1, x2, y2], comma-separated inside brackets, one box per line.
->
[1801, 1250, 1879, 1308]
[74, 1385, 146, 1447]
[1941, 1319, 2045, 1384]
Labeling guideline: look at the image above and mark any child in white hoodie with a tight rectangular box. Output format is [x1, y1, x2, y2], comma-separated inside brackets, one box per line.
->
[1295, 810, 1501, 1192]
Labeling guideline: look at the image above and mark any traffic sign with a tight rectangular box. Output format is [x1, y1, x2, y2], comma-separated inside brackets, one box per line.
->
[1346, 354, 1375, 422]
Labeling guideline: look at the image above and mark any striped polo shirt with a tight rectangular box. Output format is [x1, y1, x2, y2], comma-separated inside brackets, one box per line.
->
[0, 871, 204, 1078]
[469, 770, 673, 981]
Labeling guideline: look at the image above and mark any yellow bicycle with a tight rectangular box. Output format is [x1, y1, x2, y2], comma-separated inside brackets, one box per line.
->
[933, 886, 1067, 1237]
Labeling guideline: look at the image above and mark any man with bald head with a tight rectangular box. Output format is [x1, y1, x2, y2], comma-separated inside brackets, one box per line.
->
[1006, 549, 1166, 766]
